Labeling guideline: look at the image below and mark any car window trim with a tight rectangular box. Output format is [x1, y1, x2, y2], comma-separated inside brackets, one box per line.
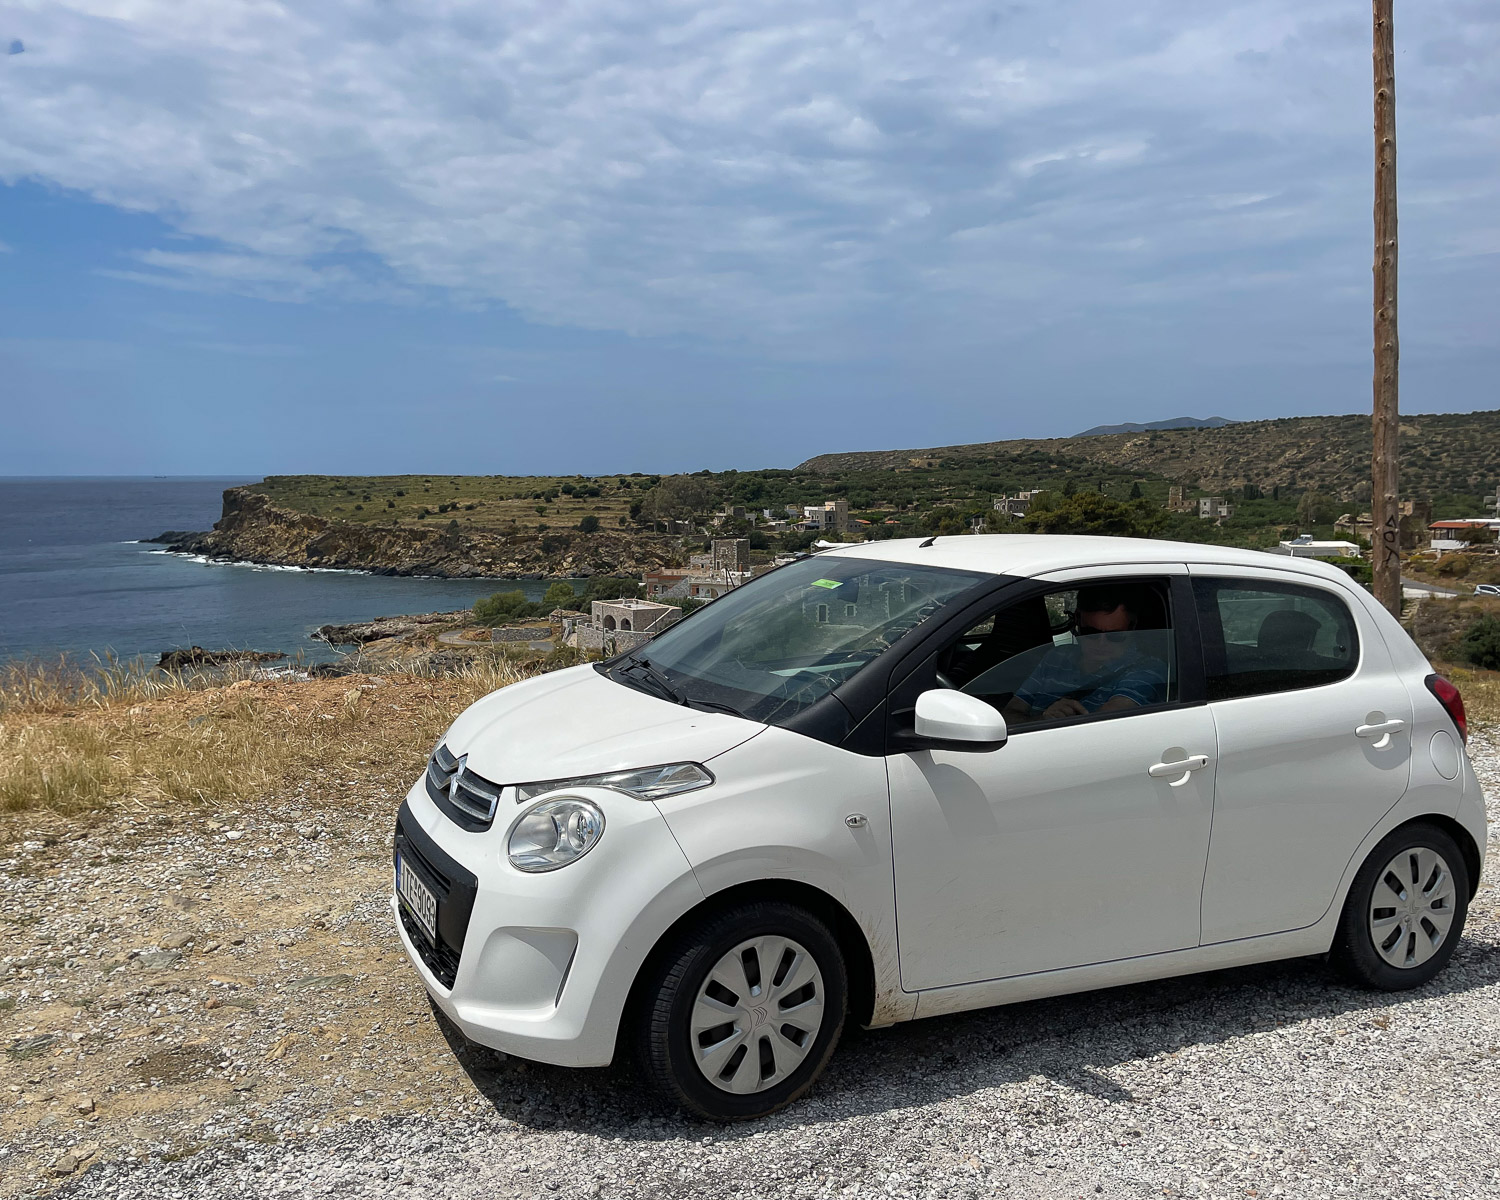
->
[1188, 572, 1362, 702]
[881, 570, 1204, 751]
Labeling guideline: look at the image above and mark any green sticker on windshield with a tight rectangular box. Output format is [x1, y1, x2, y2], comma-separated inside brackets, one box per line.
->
[810, 578, 843, 589]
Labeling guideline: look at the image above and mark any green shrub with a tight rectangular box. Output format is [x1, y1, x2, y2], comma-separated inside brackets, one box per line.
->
[1460, 614, 1500, 671]
[1436, 553, 1472, 578]
[1328, 556, 1372, 587]
[578, 515, 600, 534]
[543, 582, 577, 608]
[474, 591, 543, 626]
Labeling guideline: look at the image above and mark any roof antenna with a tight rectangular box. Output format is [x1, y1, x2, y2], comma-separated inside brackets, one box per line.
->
[918, 534, 939, 548]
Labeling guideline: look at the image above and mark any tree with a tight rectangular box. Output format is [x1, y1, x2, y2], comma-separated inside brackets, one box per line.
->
[1460, 614, 1500, 671]
[1022, 491, 1166, 538]
[474, 590, 532, 625]
[1129, 482, 1143, 500]
[1296, 490, 1334, 526]
[642, 475, 714, 524]
[543, 581, 577, 608]
[921, 506, 968, 536]
[577, 515, 600, 534]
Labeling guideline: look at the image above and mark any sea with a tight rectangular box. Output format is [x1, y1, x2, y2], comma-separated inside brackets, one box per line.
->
[0, 478, 576, 666]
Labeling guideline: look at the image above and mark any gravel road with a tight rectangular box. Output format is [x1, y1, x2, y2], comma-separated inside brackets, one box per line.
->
[23, 731, 1500, 1200]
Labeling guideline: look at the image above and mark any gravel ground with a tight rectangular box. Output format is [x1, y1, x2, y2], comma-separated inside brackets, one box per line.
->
[9, 729, 1499, 1200]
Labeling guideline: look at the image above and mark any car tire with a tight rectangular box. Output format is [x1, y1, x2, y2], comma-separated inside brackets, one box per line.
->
[1330, 822, 1470, 991]
[635, 900, 847, 1121]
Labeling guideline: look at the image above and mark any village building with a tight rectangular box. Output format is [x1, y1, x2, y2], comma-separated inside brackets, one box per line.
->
[713, 538, 750, 573]
[992, 490, 1040, 519]
[1334, 498, 1431, 551]
[801, 500, 851, 534]
[563, 598, 681, 655]
[1198, 496, 1234, 520]
[1428, 519, 1500, 553]
[1276, 536, 1362, 559]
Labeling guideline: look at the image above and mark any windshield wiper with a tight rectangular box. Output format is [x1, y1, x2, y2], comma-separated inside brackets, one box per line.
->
[619, 656, 686, 706]
[686, 697, 753, 721]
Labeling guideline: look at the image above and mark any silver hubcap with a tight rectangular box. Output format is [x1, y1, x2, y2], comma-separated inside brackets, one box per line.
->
[690, 935, 826, 1094]
[1369, 846, 1457, 969]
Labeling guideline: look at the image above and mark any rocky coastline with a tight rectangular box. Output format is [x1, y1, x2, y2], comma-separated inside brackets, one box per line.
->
[155, 487, 683, 580]
[312, 611, 471, 646]
[155, 646, 286, 670]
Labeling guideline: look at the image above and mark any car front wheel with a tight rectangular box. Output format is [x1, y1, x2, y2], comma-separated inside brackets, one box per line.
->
[1331, 822, 1470, 990]
[635, 900, 847, 1120]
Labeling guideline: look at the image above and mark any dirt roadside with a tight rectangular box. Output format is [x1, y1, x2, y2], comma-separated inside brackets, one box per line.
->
[0, 733, 520, 1195]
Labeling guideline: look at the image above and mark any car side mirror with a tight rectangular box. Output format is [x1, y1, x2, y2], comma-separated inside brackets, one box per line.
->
[909, 690, 1008, 752]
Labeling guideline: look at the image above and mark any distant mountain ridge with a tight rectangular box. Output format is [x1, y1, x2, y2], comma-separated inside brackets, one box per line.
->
[1076, 416, 1235, 436]
[796, 409, 1500, 498]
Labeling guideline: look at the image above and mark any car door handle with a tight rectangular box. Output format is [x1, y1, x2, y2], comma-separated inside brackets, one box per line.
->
[1147, 754, 1210, 785]
[1355, 719, 1406, 739]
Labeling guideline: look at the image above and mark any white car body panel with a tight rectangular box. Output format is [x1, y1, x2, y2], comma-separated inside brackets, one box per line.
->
[444, 663, 763, 787]
[1187, 562, 1416, 943]
[890, 703, 1218, 988]
[653, 725, 915, 1026]
[389, 536, 1484, 1072]
[397, 777, 707, 1067]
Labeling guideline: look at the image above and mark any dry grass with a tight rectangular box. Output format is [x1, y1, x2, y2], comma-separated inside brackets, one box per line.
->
[0, 653, 278, 716]
[5, 648, 1491, 828]
[1437, 664, 1500, 728]
[0, 654, 541, 823]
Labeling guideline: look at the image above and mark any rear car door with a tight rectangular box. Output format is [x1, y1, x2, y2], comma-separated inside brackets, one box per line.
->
[1190, 566, 1414, 943]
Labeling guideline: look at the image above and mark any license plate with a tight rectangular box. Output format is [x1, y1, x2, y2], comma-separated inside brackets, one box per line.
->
[396, 855, 439, 945]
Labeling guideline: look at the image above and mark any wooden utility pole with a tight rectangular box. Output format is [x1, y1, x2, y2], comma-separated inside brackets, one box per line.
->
[1372, 0, 1401, 615]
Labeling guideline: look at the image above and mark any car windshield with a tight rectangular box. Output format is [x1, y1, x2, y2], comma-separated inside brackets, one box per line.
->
[610, 555, 987, 725]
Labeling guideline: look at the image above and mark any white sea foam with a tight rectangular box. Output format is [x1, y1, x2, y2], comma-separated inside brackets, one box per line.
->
[149, 549, 378, 576]
[146, 548, 522, 582]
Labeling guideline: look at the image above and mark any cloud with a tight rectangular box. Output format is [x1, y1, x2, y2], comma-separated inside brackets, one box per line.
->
[0, 239, 12, 253]
[0, 1, 1496, 361]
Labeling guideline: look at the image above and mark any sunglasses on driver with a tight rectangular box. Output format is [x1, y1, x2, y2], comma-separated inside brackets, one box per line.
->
[1069, 615, 1130, 643]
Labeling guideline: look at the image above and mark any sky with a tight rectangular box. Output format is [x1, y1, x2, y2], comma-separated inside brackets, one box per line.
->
[0, 1, 1496, 477]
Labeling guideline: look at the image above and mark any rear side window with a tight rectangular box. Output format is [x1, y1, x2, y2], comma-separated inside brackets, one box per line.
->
[1194, 578, 1358, 701]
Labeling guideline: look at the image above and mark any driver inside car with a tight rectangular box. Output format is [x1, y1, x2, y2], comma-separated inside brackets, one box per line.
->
[1001, 585, 1168, 724]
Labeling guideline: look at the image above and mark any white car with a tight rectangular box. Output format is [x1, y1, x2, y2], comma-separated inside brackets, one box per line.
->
[393, 536, 1484, 1119]
[1475, 583, 1500, 597]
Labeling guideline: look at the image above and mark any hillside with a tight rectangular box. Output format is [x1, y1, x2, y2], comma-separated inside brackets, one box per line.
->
[799, 410, 1500, 502]
[1076, 416, 1235, 436]
[161, 488, 686, 578]
[153, 409, 1499, 580]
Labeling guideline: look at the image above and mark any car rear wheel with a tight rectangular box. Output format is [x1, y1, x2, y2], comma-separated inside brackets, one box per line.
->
[1331, 822, 1470, 990]
[635, 901, 847, 1120]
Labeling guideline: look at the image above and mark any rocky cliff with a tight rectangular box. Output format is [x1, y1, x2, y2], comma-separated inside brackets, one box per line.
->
[165, 488, 684, 579]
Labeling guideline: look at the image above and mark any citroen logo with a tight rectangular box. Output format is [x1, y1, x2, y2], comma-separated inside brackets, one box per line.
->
[450, 754, 468, 801]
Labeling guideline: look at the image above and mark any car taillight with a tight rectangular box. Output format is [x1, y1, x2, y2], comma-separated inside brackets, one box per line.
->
[1424, 674, 1467, 744]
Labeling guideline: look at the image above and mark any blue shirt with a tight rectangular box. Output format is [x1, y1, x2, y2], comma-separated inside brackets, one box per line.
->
[1013, 643, 1168, 715]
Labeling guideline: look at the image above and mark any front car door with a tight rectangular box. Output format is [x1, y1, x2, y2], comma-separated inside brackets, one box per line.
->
[1189, 565, 1414, 943]
[886, 567, 1219, 991]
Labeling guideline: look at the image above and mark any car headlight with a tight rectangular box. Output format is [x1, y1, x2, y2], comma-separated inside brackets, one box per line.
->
[507, 798, 605, 873]
[513, 762, 713, 803]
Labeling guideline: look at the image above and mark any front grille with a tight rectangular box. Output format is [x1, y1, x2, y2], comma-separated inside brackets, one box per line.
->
[398, 902, 462, 989]
[393, 803, 478, 991]
[424, 743, 503, 831]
